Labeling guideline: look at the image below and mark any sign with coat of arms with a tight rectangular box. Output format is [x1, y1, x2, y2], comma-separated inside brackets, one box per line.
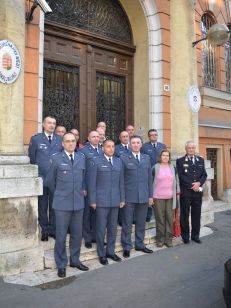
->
[187, 85, 201, 113]
[0, 40, 21, 84]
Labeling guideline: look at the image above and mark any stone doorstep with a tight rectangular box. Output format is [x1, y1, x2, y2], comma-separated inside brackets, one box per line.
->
[3, 226, 213, 287]
[213, 200, 231, 213]
[39, 220, 156, 252]
[44, 228, 157, 269]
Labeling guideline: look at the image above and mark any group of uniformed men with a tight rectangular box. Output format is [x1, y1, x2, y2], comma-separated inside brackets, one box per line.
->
[29, 116, 207, 278]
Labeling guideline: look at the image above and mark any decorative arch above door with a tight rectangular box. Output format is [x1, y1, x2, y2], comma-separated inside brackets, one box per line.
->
[43, 0, 135, 141]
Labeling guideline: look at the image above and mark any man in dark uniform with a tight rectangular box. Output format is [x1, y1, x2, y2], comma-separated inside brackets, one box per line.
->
[121, 135, 153, 258]
[80, 131, 103, 248]
[141, 129, 166, 222]
[176, 141, 207, 244]
[47, 132, 89, 278]
[88, 140, 125, 265]
[28, 116, 62, 241]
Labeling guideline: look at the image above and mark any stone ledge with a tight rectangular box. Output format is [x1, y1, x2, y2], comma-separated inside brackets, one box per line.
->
[0, 246, 44, 276]
[0, 164, 38, 178]
[0, 177, 43, 198]
[0, 155, 30, 165]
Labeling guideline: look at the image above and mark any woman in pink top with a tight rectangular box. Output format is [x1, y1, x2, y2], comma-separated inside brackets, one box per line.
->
[152, 149, 180, 248]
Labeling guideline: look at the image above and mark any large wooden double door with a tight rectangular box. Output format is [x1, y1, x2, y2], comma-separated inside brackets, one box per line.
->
[43, 22, 134, 141]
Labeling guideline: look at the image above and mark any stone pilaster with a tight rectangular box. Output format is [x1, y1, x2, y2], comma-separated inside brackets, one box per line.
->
[0, 1, 43, 276]
[170, 0, 198, 155]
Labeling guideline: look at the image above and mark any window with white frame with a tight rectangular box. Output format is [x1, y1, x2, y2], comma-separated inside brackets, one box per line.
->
[201, 13, 217, 88]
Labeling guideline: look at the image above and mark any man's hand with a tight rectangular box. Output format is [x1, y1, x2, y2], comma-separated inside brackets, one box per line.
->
[191, 182, 200, 192]
[148, 198, 153, 206]
[91, 203, 96, 209]
[119, 202, 125, 208]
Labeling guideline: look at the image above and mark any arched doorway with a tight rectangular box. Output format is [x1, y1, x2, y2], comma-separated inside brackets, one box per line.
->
[43, 0, 135, 141]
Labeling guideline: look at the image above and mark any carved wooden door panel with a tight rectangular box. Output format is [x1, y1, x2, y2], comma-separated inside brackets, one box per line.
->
[43, 0, 135, 141]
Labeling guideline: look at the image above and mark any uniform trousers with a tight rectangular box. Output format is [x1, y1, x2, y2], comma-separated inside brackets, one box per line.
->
[82, 197, 96, 242]
[38, 186, 55, 235]
[121, 203, 148, 251]
[153, 199, 174, 245]
[96, 207, 119, 257]
[54, 209, 83, 269]
[180, 192, 202, 241]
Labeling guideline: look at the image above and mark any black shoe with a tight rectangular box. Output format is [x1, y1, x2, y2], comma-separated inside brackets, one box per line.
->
[57, 268, 66, 278]
[106, 254, 122, 262]
[135, 247, 153, 254]
[49, 233, 56, 239]
[41, 233, 48, 241]
[85, 242, 92, 249]
[192, 238, 202, 244]
[70, 262, 89, 271]
[99, 257, 108, 265]
[92, 239, 96, 243]
[183, 239, 190, 244]
[123, 250, 130, 258]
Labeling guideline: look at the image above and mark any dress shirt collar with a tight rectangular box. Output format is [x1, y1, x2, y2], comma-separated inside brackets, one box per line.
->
[44, 132, 53, 140]
[132, 152, 140, 160]
[65, 150, 75, 159]
[104, 154, 113, 164]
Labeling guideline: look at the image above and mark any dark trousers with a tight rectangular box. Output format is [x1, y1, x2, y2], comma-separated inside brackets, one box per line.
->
[54, 209, 83, 269]
[82, 197, 96, 242]
[121, 203, 148, 251]
[96, 207, 119, 257]
[180, 193, 202, 241]
[38, 186, 55, 235]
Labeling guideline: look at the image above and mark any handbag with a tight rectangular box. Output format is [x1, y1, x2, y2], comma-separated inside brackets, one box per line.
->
[173, 208, 181, 237]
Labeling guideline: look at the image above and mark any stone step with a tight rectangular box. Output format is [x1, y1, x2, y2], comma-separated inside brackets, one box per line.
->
[213, 200, 231, 212]
[39, 220, 156, 252]
[44, 228, 157, 269]
[3, 226, 213, 287]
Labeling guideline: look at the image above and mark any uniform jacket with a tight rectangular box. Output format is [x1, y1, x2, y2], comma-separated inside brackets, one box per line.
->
[79, 143, 104, 191]
[176, 155, 207, 196]
[115, 143, 131, 157]
[120, 153, 153, 204]
[88, 155, 125, 208]
[46, 151, 86, 211]
[141, 141, 166, 167]
[28, 133, 63, 185]
[79, 143, 103, 159]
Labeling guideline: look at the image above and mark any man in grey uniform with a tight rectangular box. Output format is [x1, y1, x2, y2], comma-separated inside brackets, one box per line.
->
[47, 132, 89, 278]
[28, 116, 63, 241]
[88, 140, 125, 265]
[80, 131, 103, 248]
[120, 135, 153, 258]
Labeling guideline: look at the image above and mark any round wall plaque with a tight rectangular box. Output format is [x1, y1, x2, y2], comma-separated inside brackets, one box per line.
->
[187, 85, 201, 112]
[0, 40, 21, 84]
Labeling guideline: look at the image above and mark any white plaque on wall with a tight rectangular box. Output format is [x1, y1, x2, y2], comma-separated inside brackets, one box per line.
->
[0, 40, 21, 84]
[187, 85, 201, 112]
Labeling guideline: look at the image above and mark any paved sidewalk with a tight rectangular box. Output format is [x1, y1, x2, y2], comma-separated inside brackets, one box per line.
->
[0, 211, 230, 308]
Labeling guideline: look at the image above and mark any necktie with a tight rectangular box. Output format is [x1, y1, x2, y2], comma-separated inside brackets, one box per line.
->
[153, 143, 156, 149]
[95, 147, 98, 153]
[109, 158, 112, 166]
[69, 154, 74, 165]
[48, 135, 52, 144]
[124, 145, 128, 151]
[136, 154, 139, 163]
[190, 156, 194, 164]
